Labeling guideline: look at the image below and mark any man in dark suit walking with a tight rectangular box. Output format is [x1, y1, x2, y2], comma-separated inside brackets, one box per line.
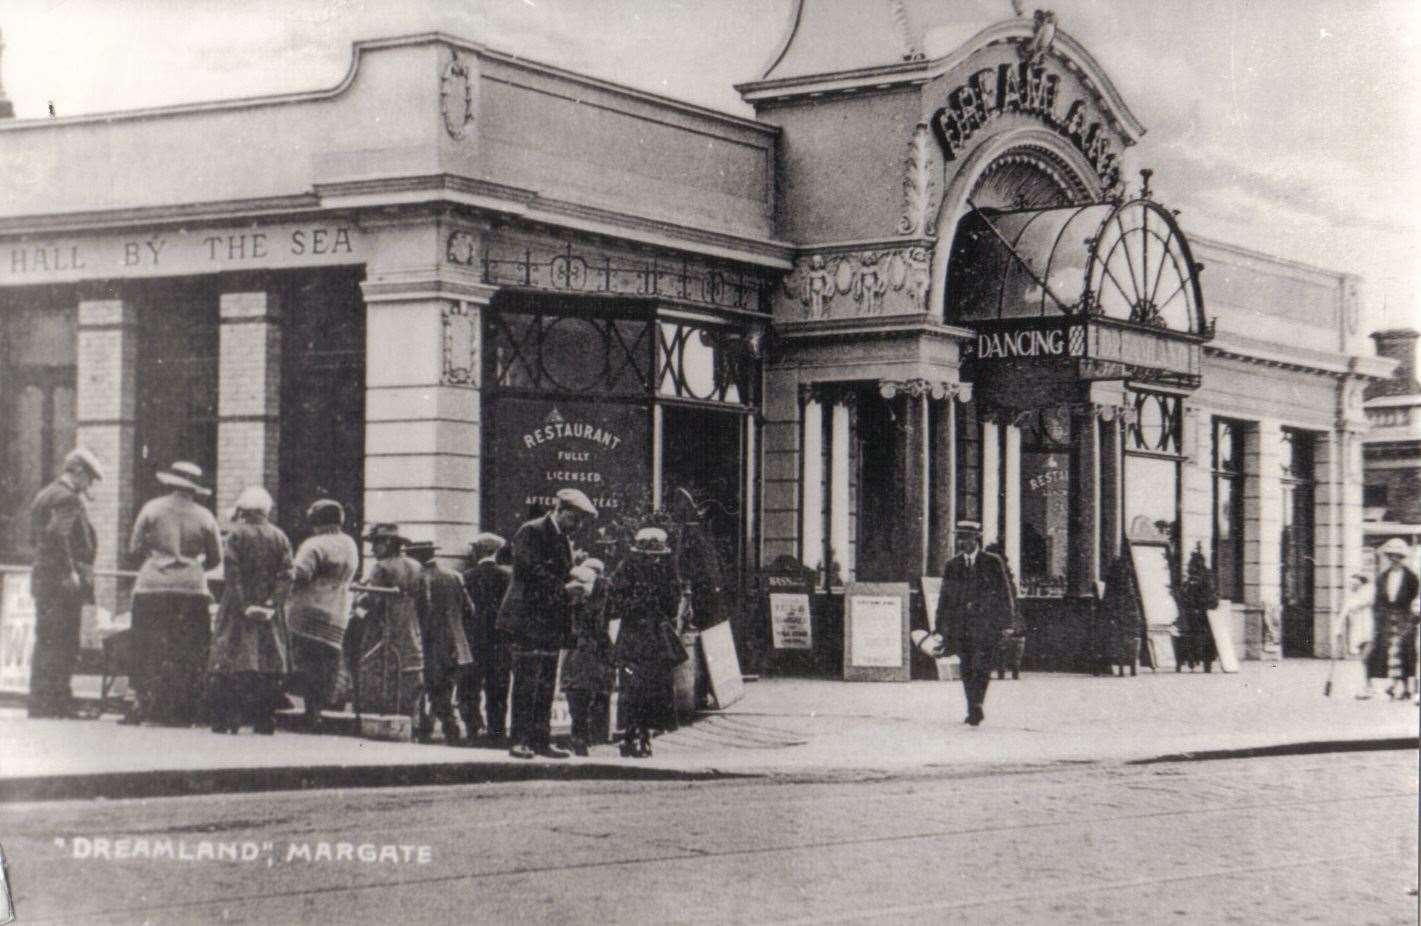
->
[498, 488, 597, 758]
[929, 520, 1021, 726]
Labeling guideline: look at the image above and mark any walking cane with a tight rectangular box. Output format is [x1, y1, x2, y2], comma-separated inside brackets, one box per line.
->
[1324, 629, 1340, 697]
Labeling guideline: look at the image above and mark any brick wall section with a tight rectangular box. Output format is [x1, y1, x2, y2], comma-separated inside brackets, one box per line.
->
[76, 299, 137, 582]
[217, 291, 282, 517]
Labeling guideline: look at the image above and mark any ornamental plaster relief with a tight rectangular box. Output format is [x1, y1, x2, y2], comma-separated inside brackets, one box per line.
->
[777, 246, 932, 321]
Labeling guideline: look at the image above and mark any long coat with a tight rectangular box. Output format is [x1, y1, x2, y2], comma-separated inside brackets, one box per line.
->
[415, 562, 475, 686]
[287, 528, 360, 651]
[934, 550, 1019, 654]
[353, 554, 424, 715]
[497, 513, 573, 651]
[463, 558, 511, 655]
[29, 475, 97, 603]
[611, 554, 683, 727]
[562, 577, 613, 693]
[209, 519, 293, 676]
[1372, 564, 1419, 680]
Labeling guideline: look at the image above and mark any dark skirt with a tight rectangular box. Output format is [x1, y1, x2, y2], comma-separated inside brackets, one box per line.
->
[130, 592, 212, 725]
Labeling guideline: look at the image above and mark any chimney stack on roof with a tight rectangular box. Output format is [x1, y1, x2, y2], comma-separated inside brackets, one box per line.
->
[1367, 328, 1421, 399]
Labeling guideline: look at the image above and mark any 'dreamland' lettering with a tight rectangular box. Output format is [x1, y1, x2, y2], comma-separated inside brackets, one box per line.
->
[930, 62, 1120, 187]
[976, 328, 1066, 360]
[522, 421, 623, 451]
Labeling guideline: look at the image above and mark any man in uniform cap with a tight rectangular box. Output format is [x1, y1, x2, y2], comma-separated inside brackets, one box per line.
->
[498, 487, 597, 758]
[927, 520, 1021, 726]
[27, 447, 102, 718]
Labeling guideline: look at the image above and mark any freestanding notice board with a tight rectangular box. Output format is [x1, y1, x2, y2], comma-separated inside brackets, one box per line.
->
[843, 582, 910, 682]
[1127, 537, 1180, 671]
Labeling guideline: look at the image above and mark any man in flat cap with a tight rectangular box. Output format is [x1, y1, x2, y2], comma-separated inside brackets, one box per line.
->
[27, 448, 102, 718]
[463, 532, 511, 739]
[498, 488, 597, 758]
[929, 520, 1021, 726]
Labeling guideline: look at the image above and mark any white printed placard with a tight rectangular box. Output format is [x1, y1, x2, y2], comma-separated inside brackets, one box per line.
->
[849, 595, 903, 668]
[769, 592, 813, 650]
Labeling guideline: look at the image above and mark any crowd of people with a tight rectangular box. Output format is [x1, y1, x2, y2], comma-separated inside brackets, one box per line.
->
[26, 447, 694, 760]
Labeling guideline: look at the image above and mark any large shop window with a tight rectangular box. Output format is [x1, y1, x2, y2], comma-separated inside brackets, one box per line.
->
[135, 279, 219, 504]
[1280, 429, 1317, 657]
[1212, 418, 1246, 601]
[0, 290, 76, 560]
[484, 295, 759, 592]
[1018, 407, 1072, 597]
[1124, 391, 1182, 552]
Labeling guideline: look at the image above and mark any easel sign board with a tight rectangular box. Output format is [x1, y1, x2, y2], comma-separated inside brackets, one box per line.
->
[1205, 606, 1240, 673]
[1129, 541, 1179, 671]
[843, 582, 910, 682]
[700, 620, 745, 709]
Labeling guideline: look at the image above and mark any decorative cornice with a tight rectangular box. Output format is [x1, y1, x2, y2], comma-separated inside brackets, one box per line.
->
[0, 194, 325, 238]
[877, 378, 970, 401]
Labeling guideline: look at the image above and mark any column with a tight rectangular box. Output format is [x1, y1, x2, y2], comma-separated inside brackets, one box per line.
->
[829, 397, 852, 584]
[76, 298, 137, 581]
[760, 368, 801, 565]
[981, 418, 1000, 548]
[799, 390, 825, 577]
[216, 291, 282, 517]
[1003, 421, 1021, 584]
[361, 271, 491, 564]
[927, 391, 956, 575]
[1178, 405, 1213, 568]
[1243, 419, 1283, 657]
[1067, 404, 1099, 596]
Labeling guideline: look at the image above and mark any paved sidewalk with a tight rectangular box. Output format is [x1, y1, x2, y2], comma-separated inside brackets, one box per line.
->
[0, 658, 1415, 801]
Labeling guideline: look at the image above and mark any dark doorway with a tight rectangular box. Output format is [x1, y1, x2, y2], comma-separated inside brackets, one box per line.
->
[278, 269, 365, 547]
[0, 290, 76, 560]
[134, 278, 220, 508]
[1280, 429, 1316, 657]
[660, 404, 744, 588]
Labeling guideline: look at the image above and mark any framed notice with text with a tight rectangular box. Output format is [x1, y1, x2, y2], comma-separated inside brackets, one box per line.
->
[843, 582, 910, 682]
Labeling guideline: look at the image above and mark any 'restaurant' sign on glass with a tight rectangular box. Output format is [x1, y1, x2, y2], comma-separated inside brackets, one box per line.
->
[490, 398, 649, 534]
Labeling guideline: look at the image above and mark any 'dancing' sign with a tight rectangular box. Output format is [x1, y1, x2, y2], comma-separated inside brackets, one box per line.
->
[930, 61, 1120, 188]
[974, 325, 1073, 361]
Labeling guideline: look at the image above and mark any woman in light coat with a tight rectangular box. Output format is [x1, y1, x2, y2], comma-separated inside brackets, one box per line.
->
[286, 499, 360, 728]
[207, 487, 293, 734]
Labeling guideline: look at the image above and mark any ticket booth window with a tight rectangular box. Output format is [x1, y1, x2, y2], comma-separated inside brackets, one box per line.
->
[1212, 418, 1247, 601]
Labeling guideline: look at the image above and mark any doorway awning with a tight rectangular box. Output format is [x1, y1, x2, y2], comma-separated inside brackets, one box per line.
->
[946, 195, 1212, 390]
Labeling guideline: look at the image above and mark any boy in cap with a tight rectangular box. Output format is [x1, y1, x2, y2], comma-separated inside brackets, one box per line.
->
[463, 532, 511, 739]
[351, 524, 424, 720]
[27, 447, 102, 718]
[498, 487, 598, 759]
[407, 541, 477, 744]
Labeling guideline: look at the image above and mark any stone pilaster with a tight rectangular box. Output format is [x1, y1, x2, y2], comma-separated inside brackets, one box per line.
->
[361, 265, 491, 565]
[1179, 405, 1214, 566]
[759, 368, 801, 565]
[217, 291, 282, 517]
[1243, 419, 1283, 656]
[76, 299, 137, 580]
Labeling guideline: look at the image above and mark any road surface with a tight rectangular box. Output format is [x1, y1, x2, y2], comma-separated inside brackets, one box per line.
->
[1, 750, 1415, 924]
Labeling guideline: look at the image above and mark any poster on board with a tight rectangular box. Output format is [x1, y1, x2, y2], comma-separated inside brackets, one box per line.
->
[769, 592, 813, 650]
[0, 572, 35, 695]
[843, 582, 909, 681]
[1205, 606, 1240, 673]
[1128, 541, 1179, 671]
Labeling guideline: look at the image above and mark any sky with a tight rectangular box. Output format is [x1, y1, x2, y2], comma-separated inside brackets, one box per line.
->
[2, 0, 1418, 337]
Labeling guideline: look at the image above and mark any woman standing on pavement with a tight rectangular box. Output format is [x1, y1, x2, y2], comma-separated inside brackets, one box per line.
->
[286, 499, 360, 728]
[207, 487, 293, 734]
[126, 461, 223, 726]
[611, 528, 686, 758]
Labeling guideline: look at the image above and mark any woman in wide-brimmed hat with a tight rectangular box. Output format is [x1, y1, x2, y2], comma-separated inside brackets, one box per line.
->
[1365, 538, 1419, 700]
[610, 527, 687, 758]
[125, 461, 223, 726]
[207, 486, 293, 734]
[286, 499, 360, 727]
